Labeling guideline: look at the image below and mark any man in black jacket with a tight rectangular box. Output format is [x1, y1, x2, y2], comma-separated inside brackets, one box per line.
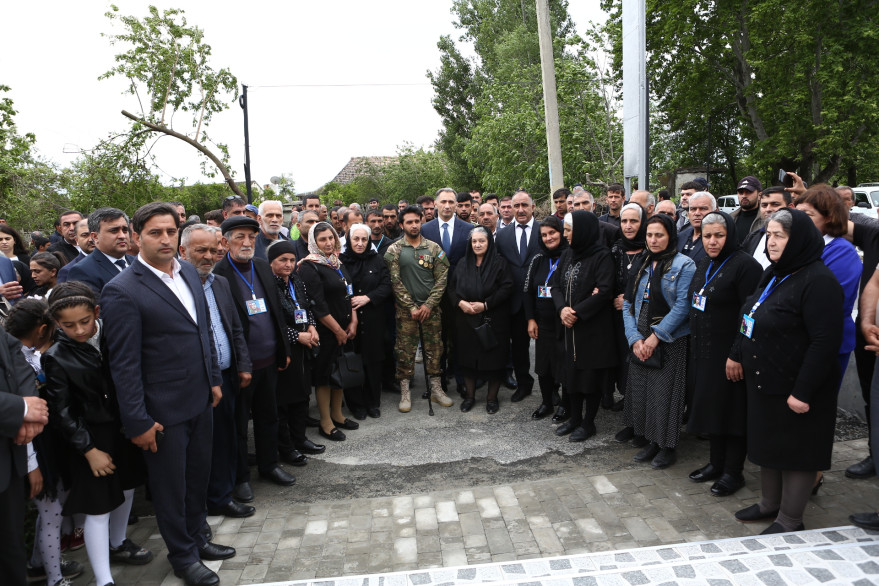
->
[213, 217, 295, 503]
[48, 210, 84, 264]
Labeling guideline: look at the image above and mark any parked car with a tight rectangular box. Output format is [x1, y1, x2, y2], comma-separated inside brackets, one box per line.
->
[852, 184, 879, 221]
[717, 195, 739, 214]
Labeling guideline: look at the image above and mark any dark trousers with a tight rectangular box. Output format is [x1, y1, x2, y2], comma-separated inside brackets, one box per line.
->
[709, 434, 747, 478]
[363, 359, 383, 409]
[207, 370, 237, 510]
[510, 309, 534, 392]
[144, 403, 212, 571]
[0, 473, 26, 586]
[854, 318, 874, 453]
[235, 365, 279, 481]
[278, 399, 307, 454]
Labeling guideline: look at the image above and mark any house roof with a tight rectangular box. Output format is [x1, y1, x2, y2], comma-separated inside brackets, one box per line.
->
[331, 156, 397, 184]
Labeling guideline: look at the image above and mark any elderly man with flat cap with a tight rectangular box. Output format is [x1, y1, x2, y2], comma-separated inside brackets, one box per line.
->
[212, 216, 295, 503]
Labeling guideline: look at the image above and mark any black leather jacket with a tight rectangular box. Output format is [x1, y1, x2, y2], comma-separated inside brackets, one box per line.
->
[43, 326, 118, 455]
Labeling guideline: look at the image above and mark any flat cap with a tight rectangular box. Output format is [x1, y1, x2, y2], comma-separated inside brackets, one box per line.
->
[220, 216, 260, 235]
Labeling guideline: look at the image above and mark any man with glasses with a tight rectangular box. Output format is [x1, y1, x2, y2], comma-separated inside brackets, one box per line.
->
[730, 176, 763, 243]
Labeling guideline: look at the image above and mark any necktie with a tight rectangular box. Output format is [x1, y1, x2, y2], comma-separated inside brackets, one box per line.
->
[115, 259, 127, 271]
[519, 224, 528, 264]
[442, 222, 450, 251]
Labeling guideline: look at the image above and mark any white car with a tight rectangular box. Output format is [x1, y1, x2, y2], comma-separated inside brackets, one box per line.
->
[716, 195, 739, 214]
[852, 184, 879, 221]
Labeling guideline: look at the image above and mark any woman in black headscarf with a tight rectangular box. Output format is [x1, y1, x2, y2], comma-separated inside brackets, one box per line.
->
[550, 211, 617, 441]
[730, 208, 842, 534]
[449, 226, 513, 413]
[523, 216, 569, 420]
[622, 214, 696, 469]
[685, 211, 762, 497]
[339, 223, 393, 419]
[610, 203, 648, 441]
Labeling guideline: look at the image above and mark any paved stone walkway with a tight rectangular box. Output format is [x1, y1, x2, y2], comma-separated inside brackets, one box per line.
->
[59, 437, 879, 585]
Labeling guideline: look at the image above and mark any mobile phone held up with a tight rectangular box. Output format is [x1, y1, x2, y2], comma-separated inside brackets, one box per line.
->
[778, 169, 794, 188]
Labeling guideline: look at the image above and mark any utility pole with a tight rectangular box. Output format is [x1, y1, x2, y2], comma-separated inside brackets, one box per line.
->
[536, 0, 564, 209]
[622, 0, 648, 194]
[239, 84, 253, 204]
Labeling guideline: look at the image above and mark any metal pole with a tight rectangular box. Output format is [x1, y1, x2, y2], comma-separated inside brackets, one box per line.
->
[239, 84, 253, 204]
[536, 0, 564, 209]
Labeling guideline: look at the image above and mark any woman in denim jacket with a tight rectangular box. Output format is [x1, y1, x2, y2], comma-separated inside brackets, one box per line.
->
[622, 214, 696, 469]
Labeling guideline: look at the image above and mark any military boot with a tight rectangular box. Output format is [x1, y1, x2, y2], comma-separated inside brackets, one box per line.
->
[399, 380, 412, 413]
[430, 376, 454, 407]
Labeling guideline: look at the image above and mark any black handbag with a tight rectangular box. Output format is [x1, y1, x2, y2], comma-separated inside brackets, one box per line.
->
[330, 349, 365, 388]
[474, 316, 499, 351]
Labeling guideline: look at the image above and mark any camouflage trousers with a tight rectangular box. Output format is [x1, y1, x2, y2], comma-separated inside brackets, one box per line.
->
[395, 306, 443, 379]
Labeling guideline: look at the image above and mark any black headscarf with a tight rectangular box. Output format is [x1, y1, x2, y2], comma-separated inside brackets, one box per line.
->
[568, 211, 604, 259]
[764, 207, 824, 280]
[626, 214, 679, 318]
[619, 203, 647, 252]
[701, 210, 740, 263]
[537, 216, 568, 260]
[455, 226, 504, 301]
[339, 224, 377, 284]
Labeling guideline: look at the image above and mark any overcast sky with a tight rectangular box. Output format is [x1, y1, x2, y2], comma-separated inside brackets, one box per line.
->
[4, 1, 605, 194]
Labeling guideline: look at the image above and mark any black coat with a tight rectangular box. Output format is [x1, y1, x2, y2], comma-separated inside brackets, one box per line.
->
[495, 220, 541, 314]
[343, 253, 392, 363]
[209, 274, 252, 382]
[297, 261, 353, 385]
[686, 252, 762, 436]
[274, 274, 315, 404]
[523, 252, 564, 380]
[731, 260, 843, 470]
[550, 247, 618, 370]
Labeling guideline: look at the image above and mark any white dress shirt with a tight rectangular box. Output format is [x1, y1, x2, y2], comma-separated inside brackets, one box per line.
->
[440, 216, 456, 244]
[101, 250, 128, 271]
[139, 255, 198, 323]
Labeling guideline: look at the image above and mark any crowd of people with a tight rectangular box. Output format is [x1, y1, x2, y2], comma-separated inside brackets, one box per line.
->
[2, 175, 879, 586]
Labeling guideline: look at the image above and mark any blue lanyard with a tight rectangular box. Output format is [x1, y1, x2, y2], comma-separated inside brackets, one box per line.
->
[643, 264, 654, 297]
[748, 274, 790, 316]
[372, 236, 385, 251]
[699, 253, 734, 295]
[287, 280, 300, 309]
[545, 258, 560, 286]
[229, 258, 257, 300]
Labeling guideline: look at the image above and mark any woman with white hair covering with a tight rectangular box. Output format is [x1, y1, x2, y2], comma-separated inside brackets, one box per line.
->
[339, 223, 393, 419]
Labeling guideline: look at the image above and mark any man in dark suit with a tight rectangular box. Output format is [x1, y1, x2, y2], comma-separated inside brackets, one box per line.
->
[179, 224, 255, 519]
[213, 217, 295, 504]
[57, 218, 95, 283]
[48, 210, 83, 264]
[0, 331, 45, 586]
[496, 190, 541, 402]
[66, 208, 136, 293]
[101, 203, 234, 586]
[421, 188, 474, 392]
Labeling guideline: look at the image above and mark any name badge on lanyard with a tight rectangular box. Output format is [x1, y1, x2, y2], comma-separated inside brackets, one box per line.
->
[337, 268, 353, 297]
[643, 265, 652, 301]
[232, 260, 267, 316]
[540, 258, 558, 299]
[741, 273, 789, 339]
[294, 309, 308, 324]
[538, 286, 551, 298]
[740, 314, 755, 338]
[692, 254, 734, 313]
[246, 298, 267, 315]
[691, 292, 706, 311]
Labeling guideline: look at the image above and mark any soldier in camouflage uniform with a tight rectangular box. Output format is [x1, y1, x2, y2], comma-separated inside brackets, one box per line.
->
[384, 205, 455, 412]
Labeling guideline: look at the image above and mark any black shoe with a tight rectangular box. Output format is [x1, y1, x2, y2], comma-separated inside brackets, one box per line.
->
[845, 455, 875, 479]
[486, 400, 499, 414]
[352, 409, 368, 421]
[633, 442, 659, 462]
[260, 466, 296, 486]
[555, 420, 579, 436]
[208, 500, 255, 518]
[504, 374, 518, 390]
[689, 463, 722, 483]
[651, 447, 676, 469]
[201, 522, 212, 542]
[296, 439, 326, 454]
[332, 418, 359, 430]
[460, 399, 475, 412]
[174, 561, 219, 586]
[510, 388, 532, 402]
[367, 408, 381, 418]
[614, 427, 634, 443]
[532, 404, 553, 419]
[109, 538, 153, 565]
[198, 542, 236, 561]
[232, 482, 253, 503]
[611, 399, 624, 412]
[631, 435, 649, 448]
[850, 512, 879, 530]
[279, 450, 308, 467]
[569, 424, 596, 442]
[761, 521, 804, 535]
[457, 385, 467, 398]
[319, 427, 346, 441]
[710, 474, 745, 497]
[735, 503, 779, 523]
[304, 415, 320, 428]
[551, 407, 569, 423]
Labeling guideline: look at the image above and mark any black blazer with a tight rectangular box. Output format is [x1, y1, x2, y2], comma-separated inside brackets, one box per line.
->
[421, 216, 473, 268]
[212, 255, 291, 368]
[100, 258, 222, 438]
[57, 252, 86, 283]
[495, 219, 542, 314]
[66, 251, 136, 294]
[677, 225, 707, 263]
[0, 332, 35, 492]
[210, 274, 252, 381]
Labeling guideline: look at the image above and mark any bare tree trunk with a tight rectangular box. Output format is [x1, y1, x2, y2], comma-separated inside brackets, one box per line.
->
[121, 110, 243, 197]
